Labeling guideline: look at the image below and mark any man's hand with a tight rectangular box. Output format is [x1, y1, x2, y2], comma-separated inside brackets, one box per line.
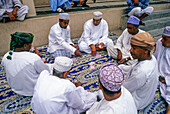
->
[159, 76, 166, 84]
[118, 58, 126, 65]
[99, 42, 104, 49]
[80, 0, 84, 5]
[74, 50, 82, 57]
[134, 0, 139, 5]
[90, 44, 96, 56]
[12, 7, 19, 18]
[70, 44, 79, 50]
[73, 81, 82, 87]
[5, 11, 16, 21]
[117, 49, 122, 60]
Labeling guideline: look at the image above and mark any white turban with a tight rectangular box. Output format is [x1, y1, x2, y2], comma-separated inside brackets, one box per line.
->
[53, 56, 73, 72]
[59, 13, 70, 20]
[93, 11, 103, 19]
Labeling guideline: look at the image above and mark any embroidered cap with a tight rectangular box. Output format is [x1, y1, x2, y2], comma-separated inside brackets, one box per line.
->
[93, 11, 103, 19]
[59, 13, 70, 20]
[53, 56, 73, 72]
[99, 63, 124, 92]
[163, 26, 170, 37]
[127, 16, 140, 25]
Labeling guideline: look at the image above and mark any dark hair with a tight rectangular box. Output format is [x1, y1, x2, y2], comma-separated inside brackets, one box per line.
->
[59, 19, 64, 22]
[53, 68, 64, 77]
[99, 79, 121, 97]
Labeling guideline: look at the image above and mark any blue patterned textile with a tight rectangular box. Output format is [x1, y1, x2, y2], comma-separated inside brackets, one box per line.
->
[0, 32, 167, 113]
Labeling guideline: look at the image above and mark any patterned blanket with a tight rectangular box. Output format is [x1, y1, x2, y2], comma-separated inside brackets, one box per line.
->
[0, 32, 167, 113]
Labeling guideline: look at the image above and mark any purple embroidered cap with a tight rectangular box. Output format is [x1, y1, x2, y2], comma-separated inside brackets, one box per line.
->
[99, 63, 124, 92]
[163, 26, 170, 37]
[127, 16, 140, 25]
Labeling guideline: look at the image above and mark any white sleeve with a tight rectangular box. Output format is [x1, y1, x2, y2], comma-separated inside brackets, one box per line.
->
[99, 20, 109, 44]
[65, 26, 74, 45]
[13, 0, 22, 7]
[66, 86, 97, 113]
[123, 69, 147, 93]
[34, 59, 50, 74]
[83, 22, 93, 46]
[114, 29, 127, 50]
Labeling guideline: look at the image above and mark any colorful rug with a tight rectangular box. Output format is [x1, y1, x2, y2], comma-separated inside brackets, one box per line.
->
[0, 32, 167, 113]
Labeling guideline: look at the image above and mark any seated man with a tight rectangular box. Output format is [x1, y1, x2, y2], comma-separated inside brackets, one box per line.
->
[107, 16, 144, 65]
[154, 26, 170, 113]
[78, 11, 113, 56]
[73, 0, 96, 7]
[119, 32, 158, 110]
[31, 56, 97, 114]
[125, 0, 154, 25]
[0, 0, 29, 23]
[47, 13, 82, 58]
[87, 63, 137, 114]
[2, 32, 50, 96]
[49, 0, 72, 12]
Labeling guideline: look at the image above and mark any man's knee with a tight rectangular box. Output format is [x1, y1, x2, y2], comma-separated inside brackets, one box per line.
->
[128, 7, 141, 16]
[144, 7, 154, 15]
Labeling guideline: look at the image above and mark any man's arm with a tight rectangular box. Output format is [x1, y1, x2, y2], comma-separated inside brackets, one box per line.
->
[4, 11, 16, 21]
[123, 69, 147, 93]
[90, 44, 96, 56]
[66, 84, 97, 113]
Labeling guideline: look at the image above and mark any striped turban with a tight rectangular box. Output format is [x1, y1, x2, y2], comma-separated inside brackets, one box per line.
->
[10, 32, 34, 50]
[131, 32, 155, 51]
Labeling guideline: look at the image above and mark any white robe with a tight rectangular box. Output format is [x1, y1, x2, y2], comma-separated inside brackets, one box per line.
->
[107, 28, 144, 59]
[78, 19, 113, 53]
[31, 70, 97, 114]
[154, 38, 170, 106]
[86, 86, 137, 114]
[0, 0, 29, 20]
[47, 22, 76, 55]
[120, 55, 158, 110]
[2, 51, 50, 96]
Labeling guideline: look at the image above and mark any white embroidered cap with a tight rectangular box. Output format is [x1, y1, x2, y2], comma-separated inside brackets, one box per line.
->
[93, 11, 103, 19]
[53, 56, 73, 72]
[59, 13, 70, 20]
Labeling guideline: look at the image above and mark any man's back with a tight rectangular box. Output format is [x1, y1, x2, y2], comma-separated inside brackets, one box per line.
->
[87, 86, 137, 114]
[2, 51, 48, 96]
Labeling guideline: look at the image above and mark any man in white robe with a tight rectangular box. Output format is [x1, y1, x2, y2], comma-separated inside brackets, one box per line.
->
[78, 11, 113, 56]
[154, 26, 170, 113]
[31, 56, 97, 114]
[125, 0, 154, 25]
[2, 32, 50, 96]
[107, 16, 144, 65]
[48, 13, 82, 58]
[0, 0, 29, 22]
[119, 32, 158, 110]
[87, 63, 137, 114]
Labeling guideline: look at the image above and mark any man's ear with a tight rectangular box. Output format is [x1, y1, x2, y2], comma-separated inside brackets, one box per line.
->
[99, 83, 102, 89]
[23, 43, 27, 49]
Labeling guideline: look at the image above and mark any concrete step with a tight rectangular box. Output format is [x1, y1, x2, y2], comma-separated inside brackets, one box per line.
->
[35, 1, 169, 17]
[148, 28, 164, 39]
[143, 9, 170, 21]
[139, 16, 170, 31]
